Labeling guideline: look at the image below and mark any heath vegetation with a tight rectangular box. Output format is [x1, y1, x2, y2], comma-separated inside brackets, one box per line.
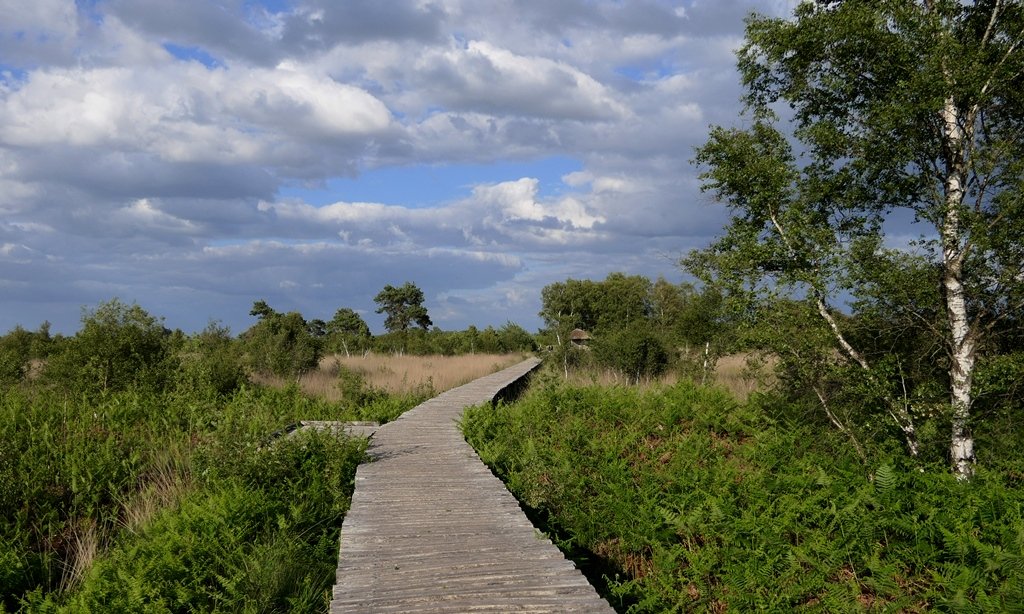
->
[0, 289, 531, 612]
[5, 3, 1024, 611]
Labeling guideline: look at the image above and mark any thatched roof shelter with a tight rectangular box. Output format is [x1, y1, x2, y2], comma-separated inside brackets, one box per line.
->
[569, 328, 592, 346]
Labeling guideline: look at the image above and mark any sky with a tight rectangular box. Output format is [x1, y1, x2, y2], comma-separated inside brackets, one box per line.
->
[0, 0, 797, 335]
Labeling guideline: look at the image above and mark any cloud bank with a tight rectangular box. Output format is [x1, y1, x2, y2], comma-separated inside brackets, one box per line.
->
[0, 0, 795, 333]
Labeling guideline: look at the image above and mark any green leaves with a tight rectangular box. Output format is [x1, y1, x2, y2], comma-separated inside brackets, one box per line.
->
[325, 307, 371, 356]
[464, 381, 1024, 610]
[690, 0, 1024, 475]
[67, 430, 362, 614]
[240, 301, 322, 378]
[592, 324, 670, 384]
[373, 282, 432, 334]
[43, 299, 175, 396]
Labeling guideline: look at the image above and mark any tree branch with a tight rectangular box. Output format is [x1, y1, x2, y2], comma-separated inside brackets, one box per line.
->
[814, 384, 868, 464]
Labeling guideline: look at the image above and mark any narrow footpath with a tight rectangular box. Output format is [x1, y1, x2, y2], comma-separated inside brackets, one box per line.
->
[330, 357, 615, 613]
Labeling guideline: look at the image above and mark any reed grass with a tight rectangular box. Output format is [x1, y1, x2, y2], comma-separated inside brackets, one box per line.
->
[256, 352, 530, 402]
[57, 520, 99, 595]
[561, 352, 777, 400]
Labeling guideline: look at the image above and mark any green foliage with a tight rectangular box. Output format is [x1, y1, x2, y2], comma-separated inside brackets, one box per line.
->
[326, 307, 371, 356]
[241, 301, 322, 378]
[539, 273, 652, 335]
[593, 324, 669, 384]
[64, 430, 364, 613]
[367, 322, 538, 357]
[1, 375, 374, 611]
[43, 299, 174, 396]
[175, 321, 247, 399]
[0, 326, 33, 384]
[463, 382, 1024, 611]
[373, 282, 432, 334]
[0, 321, 55, 385]
[495, 322, 537, 353]
[538, 273, 735, 383]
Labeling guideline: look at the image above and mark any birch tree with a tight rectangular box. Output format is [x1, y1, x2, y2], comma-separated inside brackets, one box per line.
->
[688, 0, 1024, 479]
[327, 308, 371, 357]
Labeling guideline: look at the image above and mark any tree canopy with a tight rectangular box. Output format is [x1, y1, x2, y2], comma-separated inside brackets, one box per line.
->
[374, 282, 432, 334]
[326, 308, 371, 356]
[687, 0, 1024, 479]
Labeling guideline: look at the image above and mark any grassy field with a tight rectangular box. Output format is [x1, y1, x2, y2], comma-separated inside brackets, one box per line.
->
[255, 352, 529, 402]
[561, 351, 776, 400]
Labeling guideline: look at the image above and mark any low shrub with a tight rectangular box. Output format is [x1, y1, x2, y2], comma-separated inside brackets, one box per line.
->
[56, 431, 364, 613]
[463, 381, 1024, 611]
[1, 376, 386, 611]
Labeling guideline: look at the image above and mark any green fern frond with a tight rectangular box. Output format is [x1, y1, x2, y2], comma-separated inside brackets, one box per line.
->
[874, 464, 897, 496]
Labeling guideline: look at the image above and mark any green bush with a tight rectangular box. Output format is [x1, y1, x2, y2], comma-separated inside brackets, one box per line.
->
[44, 299, 175, 396]
[174, 322, 247, 400]
[240, 303, 321, 378]
[593, 324, 670, 383]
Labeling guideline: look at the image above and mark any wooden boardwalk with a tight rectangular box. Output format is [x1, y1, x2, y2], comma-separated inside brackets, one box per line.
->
[330, 358, 614, 613]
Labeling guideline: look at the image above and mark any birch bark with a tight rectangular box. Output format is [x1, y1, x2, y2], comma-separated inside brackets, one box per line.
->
[940, 95, 977, 480]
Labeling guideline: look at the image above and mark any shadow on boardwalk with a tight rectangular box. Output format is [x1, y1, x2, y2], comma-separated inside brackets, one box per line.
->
[329, 358, 615, 613]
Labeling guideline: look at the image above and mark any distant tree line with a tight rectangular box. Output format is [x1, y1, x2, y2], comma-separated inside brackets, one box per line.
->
[0, 282, 538, 394]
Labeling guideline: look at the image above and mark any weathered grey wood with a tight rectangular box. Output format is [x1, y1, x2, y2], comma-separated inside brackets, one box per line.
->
[330, 358, 614, 613]
[296, 420, 380, 439]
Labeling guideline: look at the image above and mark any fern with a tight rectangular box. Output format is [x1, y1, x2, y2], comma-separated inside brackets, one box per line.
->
[458, 381, 1024, 612]
[874, 463, 897, 496]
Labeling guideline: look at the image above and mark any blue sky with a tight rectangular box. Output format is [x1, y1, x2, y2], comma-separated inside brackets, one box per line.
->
[279, 157, 583, 207]
[0, 0, 796, 335]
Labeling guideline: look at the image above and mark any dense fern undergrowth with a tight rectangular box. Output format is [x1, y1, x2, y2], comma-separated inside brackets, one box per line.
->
[1, 382, 426, 612]
[463, 377, 1024, 612]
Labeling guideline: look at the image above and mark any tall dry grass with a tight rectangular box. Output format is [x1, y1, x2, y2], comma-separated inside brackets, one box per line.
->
[561, 352, 777, 400]
[256, 351, 774, 403]
[258, 353, 530, 402]
[117, 462, 192, 535]
[712, 352, 778, 400]
[58, 520, 100, 595]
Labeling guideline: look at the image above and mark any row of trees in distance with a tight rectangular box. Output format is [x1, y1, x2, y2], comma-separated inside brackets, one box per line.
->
[0, 281, 538, 395]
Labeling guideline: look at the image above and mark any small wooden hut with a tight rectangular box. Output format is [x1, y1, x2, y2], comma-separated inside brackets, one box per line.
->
[569, 328, 592, 348]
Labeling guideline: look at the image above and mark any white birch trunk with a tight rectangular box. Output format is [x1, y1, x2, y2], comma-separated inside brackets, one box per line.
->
[940, 96, 977, 480]
[701, 341, 711, 386]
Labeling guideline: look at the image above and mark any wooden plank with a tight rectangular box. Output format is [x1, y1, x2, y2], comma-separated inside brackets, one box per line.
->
[329, 358, 614, 613]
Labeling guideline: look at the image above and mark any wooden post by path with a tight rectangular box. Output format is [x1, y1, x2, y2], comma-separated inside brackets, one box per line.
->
[330, 357, 614, 613]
